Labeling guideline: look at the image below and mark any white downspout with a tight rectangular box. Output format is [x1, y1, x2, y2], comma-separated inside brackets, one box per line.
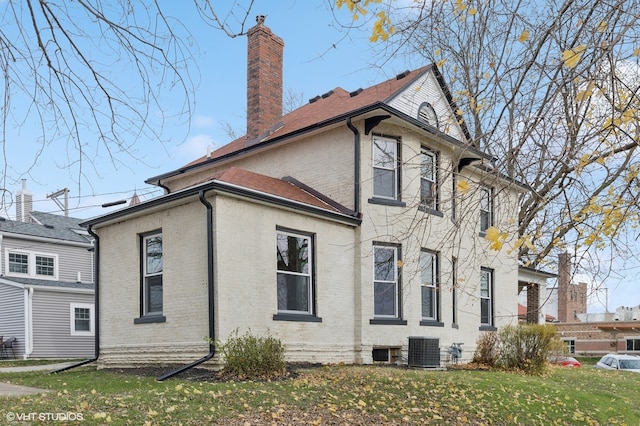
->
[24, 287, 34, 359]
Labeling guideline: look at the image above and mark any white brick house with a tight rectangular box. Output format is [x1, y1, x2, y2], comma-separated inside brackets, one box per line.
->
[83, 18, 524, 373]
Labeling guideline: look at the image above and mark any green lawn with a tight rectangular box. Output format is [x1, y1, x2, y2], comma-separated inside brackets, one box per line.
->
[0, 362, 638, 425]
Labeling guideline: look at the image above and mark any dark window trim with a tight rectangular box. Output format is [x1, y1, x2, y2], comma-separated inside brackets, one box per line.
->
[134, 315, 166, 324]
[418, 206, 444, 217]
[371, 133, 402, 202]
[139, 229, 163, 320]
[372, 241, 404, 321]
[273, 313, 322, 323]
[452, 256, 458, 327]
[420, 320, 444, 327]
[451, 165, 457, 221]
[420, 147, 440, 212]
[276, 226, 318, 317]
[370, 318, 408, 325]
[480, 185, 494, 232]
[480, 267, 495, 327]
[368, 198, 407, 207]
[420, 248, 440, 323]
[479, 325, 497, 332]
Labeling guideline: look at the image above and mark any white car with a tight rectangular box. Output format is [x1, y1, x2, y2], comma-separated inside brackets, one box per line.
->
[594, 354, 640, 373]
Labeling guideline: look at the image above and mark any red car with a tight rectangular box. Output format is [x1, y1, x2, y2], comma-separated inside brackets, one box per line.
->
[550, 356, 581, 367]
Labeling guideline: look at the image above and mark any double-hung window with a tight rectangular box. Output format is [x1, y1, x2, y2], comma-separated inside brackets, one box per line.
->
[372, 136, 400, 200]
[276, 230, 313, 316]
[480, 268, 494, 328]
[142, 232, 163, 316]
[8, 252, 28, 274]
[7, 251, 57, 279]
[420, 250, 441, 325]
[373, 244, 400, 318]
[480, 186, 493, 233]
[36, 255, 55, 276]
[420, 148, 438, 211]
[70, 303, 94, 335]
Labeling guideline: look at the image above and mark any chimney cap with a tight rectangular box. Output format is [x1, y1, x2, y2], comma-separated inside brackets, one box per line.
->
[256, 15, 266, 25]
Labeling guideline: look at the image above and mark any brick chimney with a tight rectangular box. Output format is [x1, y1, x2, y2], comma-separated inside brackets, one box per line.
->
[16, 179, 33, 222]
[246, 15, 283, 142]
[557, 252, 570, 322]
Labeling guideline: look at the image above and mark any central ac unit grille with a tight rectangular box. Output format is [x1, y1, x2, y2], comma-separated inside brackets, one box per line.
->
[407, 337, 440, 368]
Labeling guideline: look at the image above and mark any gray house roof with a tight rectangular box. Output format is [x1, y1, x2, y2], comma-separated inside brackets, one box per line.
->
[0, 276, 94, 292]
[0, 211, 92, 244]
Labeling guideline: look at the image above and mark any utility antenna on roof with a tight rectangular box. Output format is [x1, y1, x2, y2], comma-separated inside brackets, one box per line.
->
[47, 188, 69, 216]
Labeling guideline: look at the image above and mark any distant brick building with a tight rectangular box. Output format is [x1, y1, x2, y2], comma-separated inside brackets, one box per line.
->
[545, 253, 640, 355]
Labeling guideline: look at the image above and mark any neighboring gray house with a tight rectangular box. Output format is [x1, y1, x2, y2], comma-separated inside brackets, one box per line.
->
[0, 182, 94, 359]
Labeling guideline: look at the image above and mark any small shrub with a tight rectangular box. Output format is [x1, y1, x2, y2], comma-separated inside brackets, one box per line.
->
[547, 338, 570, 359]
[472, 331, 500, 366]
[214, 329, 286, 380]
[496, 324, 557, 374]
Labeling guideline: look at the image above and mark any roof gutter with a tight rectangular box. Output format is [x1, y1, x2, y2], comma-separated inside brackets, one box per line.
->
[157, 189, 216, 380]
[346, 116, 361, 217]
[51, 225, 100, 373]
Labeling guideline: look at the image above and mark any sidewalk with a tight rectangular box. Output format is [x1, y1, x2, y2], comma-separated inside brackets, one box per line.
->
[0, 362, 79, 397]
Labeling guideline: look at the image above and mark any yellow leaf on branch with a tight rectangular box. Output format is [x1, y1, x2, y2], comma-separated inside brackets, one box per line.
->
[456, 179, 471, 193]
[561, 45, 586, 69]
[484, 226, 508, 251]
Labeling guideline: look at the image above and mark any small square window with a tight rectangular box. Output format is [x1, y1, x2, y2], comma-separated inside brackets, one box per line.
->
[36, 255, 55, 276]
[9, 253, 28, 274]
[70, 303, 94, 335]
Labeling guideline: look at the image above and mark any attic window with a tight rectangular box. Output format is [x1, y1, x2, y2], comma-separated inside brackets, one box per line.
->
[418, 102, 439, 129]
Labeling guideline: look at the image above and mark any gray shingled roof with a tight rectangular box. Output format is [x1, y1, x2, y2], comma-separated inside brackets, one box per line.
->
[0, 211, 92, 244]
[2, 276, 94, 291]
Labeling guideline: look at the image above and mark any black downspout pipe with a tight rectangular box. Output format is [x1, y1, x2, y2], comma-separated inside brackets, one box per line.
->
[51, 226, 100, 373]
[346, 117, 361, 217]
[157, 189, 216, 380]
[157, 181, 171, 195]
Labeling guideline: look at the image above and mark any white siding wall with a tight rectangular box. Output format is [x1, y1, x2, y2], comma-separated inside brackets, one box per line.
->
[0, 283, 25, 358]
[30, 289, 94, 358]
[2, 237, 93, 283]
[387, 72, 467, 141]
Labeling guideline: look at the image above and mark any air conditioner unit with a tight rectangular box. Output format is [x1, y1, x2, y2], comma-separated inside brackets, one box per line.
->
[407, 337, 440, 368]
